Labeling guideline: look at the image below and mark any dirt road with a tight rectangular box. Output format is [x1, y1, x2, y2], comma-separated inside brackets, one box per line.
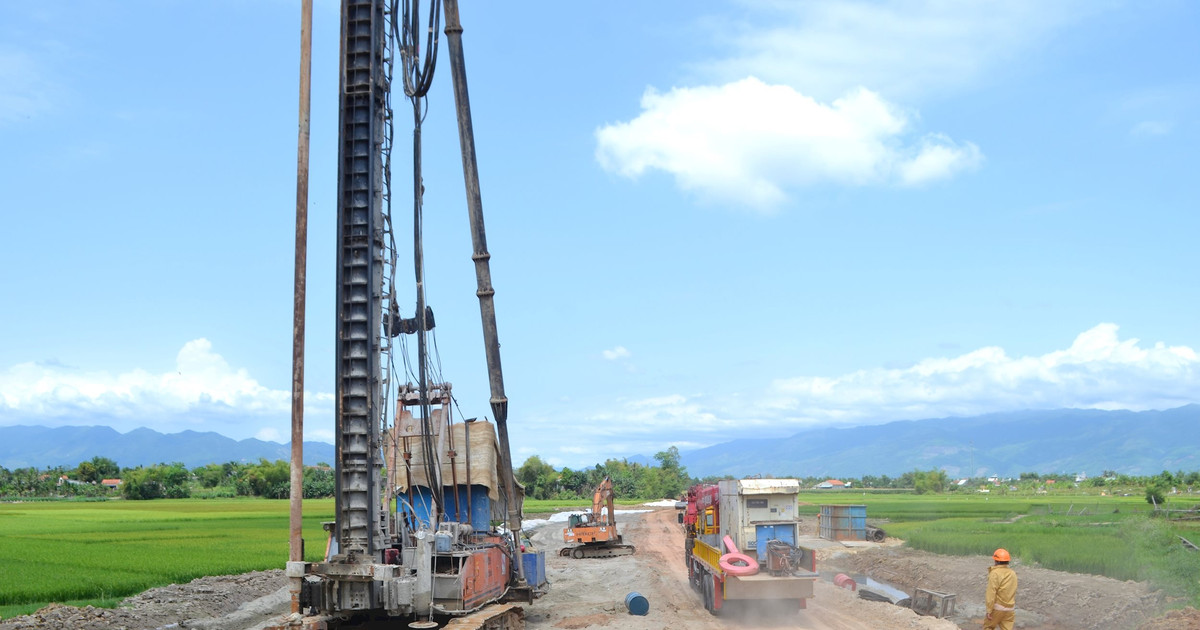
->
[526, 507, 957, 630]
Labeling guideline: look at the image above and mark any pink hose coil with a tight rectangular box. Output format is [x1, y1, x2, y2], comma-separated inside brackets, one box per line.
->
[719, 535, 759, 576]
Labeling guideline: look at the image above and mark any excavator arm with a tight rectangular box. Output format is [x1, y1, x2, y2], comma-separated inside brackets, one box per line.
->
[592, 477, 616, 527]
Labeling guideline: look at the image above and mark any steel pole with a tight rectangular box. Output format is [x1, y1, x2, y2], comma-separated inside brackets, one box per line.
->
[288, 0, 313, 614]
[441, 0, 523, 583]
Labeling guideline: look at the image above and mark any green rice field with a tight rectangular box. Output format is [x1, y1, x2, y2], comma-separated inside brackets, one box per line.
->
[0, 498, 334, 619]
[523, 498, 648, 514]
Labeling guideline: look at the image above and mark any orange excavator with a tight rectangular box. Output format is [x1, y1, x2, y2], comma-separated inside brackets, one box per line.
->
[560, 477, 637, 559]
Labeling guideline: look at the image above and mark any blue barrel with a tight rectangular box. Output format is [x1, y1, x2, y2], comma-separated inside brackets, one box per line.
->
[624, 591, 649, 616]
[522, 551, 547, 588]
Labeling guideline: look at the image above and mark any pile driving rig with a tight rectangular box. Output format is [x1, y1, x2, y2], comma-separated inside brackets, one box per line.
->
[280, 1, 545, 628]
[560, 477, 636, 559]
[680, 479, 817, 615]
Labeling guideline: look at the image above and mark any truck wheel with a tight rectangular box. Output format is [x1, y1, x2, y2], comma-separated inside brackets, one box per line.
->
[709, 577, 723, 617]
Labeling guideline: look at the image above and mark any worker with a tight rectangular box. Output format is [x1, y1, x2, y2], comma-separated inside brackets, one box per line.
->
[983, 548, 1017, 630]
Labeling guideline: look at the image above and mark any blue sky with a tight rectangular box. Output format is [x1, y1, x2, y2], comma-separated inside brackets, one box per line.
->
[1, 1, 1197, 470]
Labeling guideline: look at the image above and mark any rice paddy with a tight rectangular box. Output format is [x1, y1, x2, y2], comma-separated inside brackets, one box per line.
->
[0, 498, 333, 618]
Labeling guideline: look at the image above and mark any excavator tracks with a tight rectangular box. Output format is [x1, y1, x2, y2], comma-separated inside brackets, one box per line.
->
[559, 544, 636, 559]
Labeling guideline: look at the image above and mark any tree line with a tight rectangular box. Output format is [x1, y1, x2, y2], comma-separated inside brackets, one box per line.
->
[0, 456, 334, 500]
[515, 454, 1198, 507]
[6, 451, 1195, 506]
[516, 447, 692, 501]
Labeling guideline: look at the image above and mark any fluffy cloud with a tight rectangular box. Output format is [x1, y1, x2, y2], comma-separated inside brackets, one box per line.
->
[771, 323, 1197, 421]
[532, 324, 1199, 467]
[708, 0, 1088, 102]
[0, 339, 334, 442]
[594, 1, 1100, 207]
[602, 346, 631, 360]
[596, 79, 981, 207]
[569, 393, 740, 455]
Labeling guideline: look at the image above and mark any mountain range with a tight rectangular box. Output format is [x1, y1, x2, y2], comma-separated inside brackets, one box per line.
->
[0, 425, 335, 470]
[3, 405, 1197, 478]
[677, 405, 1200, 479]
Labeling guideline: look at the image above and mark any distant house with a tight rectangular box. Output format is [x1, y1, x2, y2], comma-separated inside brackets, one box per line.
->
[101, 479, 122, 490]
[956, 479, 969, 486]
[1046, 479, 1056, 485]
[57, 475, 87, 487]
[816, 479, 846, 489]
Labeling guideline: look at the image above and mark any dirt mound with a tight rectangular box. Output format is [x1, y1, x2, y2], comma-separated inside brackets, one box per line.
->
[1137, 607, 1200, 630]
[0, 570, 287, 630]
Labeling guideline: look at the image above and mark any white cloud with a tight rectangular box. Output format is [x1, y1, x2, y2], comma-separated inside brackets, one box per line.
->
[770, 323, 1198, 420]
[602, 346, 631, 360]
[255, 427, 282, 441]
[897, 134, 984, 186]
[708, 0, 1088, 102]
[596, 79, 981, 207]
[595, 1, 1101, 206]
[528, 324, 1199, 467]
[0, 339, 335, 442]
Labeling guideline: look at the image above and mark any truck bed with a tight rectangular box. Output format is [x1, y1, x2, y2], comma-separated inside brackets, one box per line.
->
[724, 571, 817, 601]
[692, 537, 817, 601]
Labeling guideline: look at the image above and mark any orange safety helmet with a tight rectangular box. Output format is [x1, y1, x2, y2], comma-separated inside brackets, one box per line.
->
[993, 548, 1011, 562]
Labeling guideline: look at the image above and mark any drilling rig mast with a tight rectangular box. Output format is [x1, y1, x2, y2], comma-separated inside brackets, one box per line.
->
[278, 1, 543, 628]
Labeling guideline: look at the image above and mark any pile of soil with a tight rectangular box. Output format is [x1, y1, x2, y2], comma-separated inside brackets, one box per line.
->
[1136, 607, 1200, 630]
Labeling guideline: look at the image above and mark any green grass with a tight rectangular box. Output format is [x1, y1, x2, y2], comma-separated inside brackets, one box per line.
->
[523, 498, 650, 515]
[0, 498, 334, 618]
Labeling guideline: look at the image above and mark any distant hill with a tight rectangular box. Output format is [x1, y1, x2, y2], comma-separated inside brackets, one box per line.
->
[8, 405, 1198, 478]
[0, 425, 335, 470]
[677, 405, 1200, 479]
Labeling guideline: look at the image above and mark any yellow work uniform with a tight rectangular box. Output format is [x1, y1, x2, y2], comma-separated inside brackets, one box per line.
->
[983, 564, 1017, 630]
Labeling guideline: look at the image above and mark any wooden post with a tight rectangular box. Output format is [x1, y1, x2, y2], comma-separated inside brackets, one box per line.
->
[289, 0, 313, 615]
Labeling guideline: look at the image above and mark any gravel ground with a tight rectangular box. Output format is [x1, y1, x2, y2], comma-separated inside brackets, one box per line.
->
[0, 571, 288, 630]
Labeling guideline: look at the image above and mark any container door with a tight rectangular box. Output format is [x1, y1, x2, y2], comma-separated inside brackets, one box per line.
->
[755, 524, 796, 560]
